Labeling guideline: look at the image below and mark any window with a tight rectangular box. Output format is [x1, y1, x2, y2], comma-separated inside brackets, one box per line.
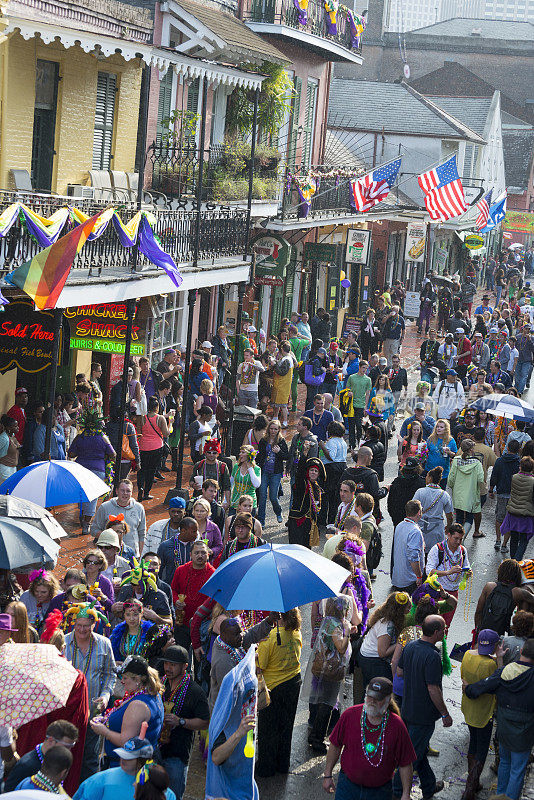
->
[149, 291, 186, 365]
[156, 68, 174, 145]
[302, 79, 318, 169]
[92, 72, 116, 170]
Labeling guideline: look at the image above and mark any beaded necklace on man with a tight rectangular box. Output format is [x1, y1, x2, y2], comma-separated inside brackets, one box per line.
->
[163, 672, 191, 714]
[30, 772, 62, 794]
[442, 538, 464, 571]
[228, 533, 259, 556]
[336, 498, 356, 529]
[71, 635, 95, 676]
[217, 637, 246, 666]
[361, 708, 390, 765]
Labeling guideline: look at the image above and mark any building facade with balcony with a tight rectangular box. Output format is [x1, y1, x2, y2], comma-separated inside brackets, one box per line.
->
[0, 0, 271, 408]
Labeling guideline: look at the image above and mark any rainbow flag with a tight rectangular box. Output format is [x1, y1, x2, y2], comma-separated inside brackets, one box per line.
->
[7, 213, 101, 310]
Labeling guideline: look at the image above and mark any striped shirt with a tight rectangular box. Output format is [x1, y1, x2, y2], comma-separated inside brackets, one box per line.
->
[64, 632, 116, 706]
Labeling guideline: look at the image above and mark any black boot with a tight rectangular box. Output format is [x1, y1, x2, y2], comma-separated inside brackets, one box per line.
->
[309, 703, 331, 754]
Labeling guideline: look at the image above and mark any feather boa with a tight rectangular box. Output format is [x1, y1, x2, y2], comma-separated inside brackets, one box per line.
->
[351, 568, 371, 631]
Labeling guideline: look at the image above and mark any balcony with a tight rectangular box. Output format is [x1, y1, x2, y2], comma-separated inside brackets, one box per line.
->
[279, 166, 356, 223]
[242, 0, 363, 63]
[147, 141, 282, 217]
[0, 190, 248, 281]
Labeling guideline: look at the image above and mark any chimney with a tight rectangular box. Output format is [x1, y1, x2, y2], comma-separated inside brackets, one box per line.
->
[363, 0, 386, 40]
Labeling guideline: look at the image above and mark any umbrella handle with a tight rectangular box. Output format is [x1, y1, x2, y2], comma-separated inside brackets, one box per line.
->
[276, 621, 281, 645]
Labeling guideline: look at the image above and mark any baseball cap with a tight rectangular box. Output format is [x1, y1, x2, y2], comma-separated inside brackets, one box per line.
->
[96, 529, 120, 549]
[477, 629, 500, 655]
[446, 368, 457, 376]
[415, 402, 426, 410]
[474, 331, 483, 337]
[330, 342, 339, 350]
[114, 737, 154, 760]
[379, 357, 387, 364]
[15, 387, 28, 395]
[169, 496, 186, 510]
[164, 348, 177, 356]
[490, 327, 499, 334]
[162, 645, 189, 665]
[445, 333, 453, 339]
[499, 329, 508, 337]
[366, 676, 393, 700]
[317, 347, 327, 355]
[202, 341, 213, 349]
[247, 325, 257, 333]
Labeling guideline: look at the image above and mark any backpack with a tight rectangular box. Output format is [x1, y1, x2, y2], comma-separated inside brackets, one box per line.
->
[436, 541, 466, 567]
[437, 379, 459, 401]
[478, 582, 515, 635]
[366, 525, 383, 571]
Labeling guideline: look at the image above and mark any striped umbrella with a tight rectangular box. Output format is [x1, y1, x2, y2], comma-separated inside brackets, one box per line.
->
[0, 460, 109, 508]
[470, 393, 534, 421]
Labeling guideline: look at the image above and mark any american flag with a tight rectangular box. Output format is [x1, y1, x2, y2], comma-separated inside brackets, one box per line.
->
[351, 158, 401, 212]
[475, 189, 493, 230]
[418, 155, 468, 221]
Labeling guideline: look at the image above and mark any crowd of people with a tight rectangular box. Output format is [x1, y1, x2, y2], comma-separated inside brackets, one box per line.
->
[2, 247, 534, 800]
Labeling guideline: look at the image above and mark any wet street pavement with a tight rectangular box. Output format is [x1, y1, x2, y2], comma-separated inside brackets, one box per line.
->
[52, 308, 534, 799]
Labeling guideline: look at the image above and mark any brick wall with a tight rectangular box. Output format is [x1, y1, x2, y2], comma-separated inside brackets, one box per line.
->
[0, 32, 143, 193]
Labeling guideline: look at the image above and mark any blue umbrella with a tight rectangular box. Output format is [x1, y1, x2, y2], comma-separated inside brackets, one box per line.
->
[0, 518, 59, 570]
[201, 543, 350, 612]
[470, 393, 534, 421]
[0, 460, 109, 507]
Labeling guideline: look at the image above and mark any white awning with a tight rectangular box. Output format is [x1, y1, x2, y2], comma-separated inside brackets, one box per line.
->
[5, 18, 265, 89]
[52, 258, 251, 308]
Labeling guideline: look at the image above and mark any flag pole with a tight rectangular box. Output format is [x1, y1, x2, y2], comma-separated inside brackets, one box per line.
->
[43, 308, 64, 460]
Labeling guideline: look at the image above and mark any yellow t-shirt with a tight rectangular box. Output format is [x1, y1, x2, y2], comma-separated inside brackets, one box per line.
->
[257, 627, 302, 691]
[461, 650, 498, 728]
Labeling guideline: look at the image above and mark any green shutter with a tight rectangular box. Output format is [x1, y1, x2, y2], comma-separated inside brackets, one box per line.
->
[288, 77, 302, 168]
[271, 286, 284, 334]
[302, 79, 318, 169]
[282, 253, 296, 320]
[92, 72, 116, 170]
[156, 68, 173, 145]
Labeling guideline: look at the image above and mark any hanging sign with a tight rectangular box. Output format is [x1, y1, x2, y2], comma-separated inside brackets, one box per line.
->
[404, 291, 421, 317]
[0, 300, 65, 374]
[464, 234, 484, 251]
[345, 229, 370, 264]
[65, 303, 145, 354]
[405, 222, 426, 262]
[303, 243, 338, 263]
[252, 234, 291, 279]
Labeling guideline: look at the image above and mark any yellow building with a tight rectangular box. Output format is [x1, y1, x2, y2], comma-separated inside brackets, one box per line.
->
[0, 0, 153, 194]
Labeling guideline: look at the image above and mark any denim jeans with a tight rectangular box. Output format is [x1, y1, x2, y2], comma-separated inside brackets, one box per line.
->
[257, 471, 283, 524]
[82, 470, 106, 516]
[497, 747, 530, 799]
[163, 756, 189, 800]
[510, 531, 529, 561]
[335, 771, 392, 800]
[496, 285, 503, 306]
[393, 721, 436, 798]
[515, 360, 531, 394]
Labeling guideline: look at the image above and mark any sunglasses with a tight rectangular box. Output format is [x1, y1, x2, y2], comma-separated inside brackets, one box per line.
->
[85, 559, 101, 565]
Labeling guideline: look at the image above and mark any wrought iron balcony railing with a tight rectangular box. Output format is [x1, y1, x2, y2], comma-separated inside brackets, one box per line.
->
[281, 168, 356, 220]
[0, 191, 248, 278]
[243, 0, 361, 53]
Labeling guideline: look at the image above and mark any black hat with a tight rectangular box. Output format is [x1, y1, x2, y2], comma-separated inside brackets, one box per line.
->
[366, 676, 393, 700]
[120, 655, 149, 677]
[162, 645, 189, 665]
[403, 456, 420, 472]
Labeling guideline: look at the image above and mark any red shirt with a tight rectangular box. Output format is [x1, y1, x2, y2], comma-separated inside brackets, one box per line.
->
[456, 337, 472, 366]
[329, 705, 416, 788]
[7, 404, 25, 444]
[171, 561, 215, 625]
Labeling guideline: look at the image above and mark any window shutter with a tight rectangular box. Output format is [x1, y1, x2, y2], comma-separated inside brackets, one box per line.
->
[288, 76, 302, 168]
[302, 79, 318, 169]
[156, 68, 173, 145]
[282, 250, 296, 320]
[92, 72, 116, 170]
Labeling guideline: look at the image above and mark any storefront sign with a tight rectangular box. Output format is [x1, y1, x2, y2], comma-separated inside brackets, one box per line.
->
[404, 291, 421, 318]
[504, 211, 534, 234]
[0, 301, 63, 374]
[404, 222, 426, 262]
[255, 276, 284, 286]
[303, 243, 338, 263]
[345, 230, 370, 264]
[69, 337, 145, 355]
[342, 314, 361, 338]
[464, 234, 484, 250]
[65, 303, 145, 354]
[252, 234, 291, 278]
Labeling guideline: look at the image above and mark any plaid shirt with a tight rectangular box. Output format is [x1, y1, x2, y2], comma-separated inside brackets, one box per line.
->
[65, 631, 116, 706]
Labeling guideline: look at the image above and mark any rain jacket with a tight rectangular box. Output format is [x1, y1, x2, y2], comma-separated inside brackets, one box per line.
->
[465, 660, 534, 751]
[447, 456, 485, 513]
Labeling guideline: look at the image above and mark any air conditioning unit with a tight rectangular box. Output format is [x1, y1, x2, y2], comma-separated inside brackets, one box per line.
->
[67, 184, 95, 199]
